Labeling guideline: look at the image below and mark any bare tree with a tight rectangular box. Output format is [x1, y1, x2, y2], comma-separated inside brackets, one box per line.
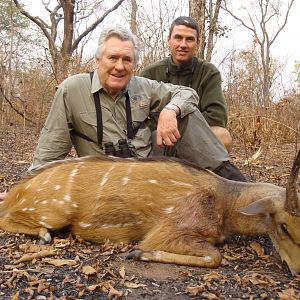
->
[122, 0, 186, 69]
[189, 0, 223, 61]
[223, 0, 295, 106]
[13, 0, 126, 82]
[130, 0, 138, 35]
[189, 0, 205, 58]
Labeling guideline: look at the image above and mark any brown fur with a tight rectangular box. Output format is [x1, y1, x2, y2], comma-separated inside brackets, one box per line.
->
[0, 154, 299, 274]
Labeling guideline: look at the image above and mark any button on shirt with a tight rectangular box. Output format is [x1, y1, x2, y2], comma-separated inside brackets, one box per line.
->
[31, 71, 199, 170]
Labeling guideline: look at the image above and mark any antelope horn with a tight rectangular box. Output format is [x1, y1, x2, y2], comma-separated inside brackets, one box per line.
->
[285, 150, 300, 216]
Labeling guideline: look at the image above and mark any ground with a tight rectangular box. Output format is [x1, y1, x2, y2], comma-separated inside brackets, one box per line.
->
[0, 128, 299, 300]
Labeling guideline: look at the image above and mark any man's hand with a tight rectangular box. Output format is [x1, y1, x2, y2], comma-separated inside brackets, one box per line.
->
[156, 108, 181, 147]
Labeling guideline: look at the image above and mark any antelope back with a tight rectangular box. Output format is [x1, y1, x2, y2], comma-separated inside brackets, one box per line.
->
[0, 156, 217, 242]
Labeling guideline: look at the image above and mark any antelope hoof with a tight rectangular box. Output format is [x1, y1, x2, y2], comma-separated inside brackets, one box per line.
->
[38, 228, 51, 244]
[126, 249, 143, 260]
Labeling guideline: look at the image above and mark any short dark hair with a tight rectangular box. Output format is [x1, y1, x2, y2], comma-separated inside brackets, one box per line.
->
[169, 16, 200, 41]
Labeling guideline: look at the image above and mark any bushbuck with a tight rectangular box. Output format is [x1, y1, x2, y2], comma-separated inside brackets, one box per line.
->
[0, 151, 299, 275]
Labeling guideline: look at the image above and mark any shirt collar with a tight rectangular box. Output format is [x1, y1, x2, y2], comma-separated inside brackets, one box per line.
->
[168, 56, 196, 74]
[91, 70, 129, 96]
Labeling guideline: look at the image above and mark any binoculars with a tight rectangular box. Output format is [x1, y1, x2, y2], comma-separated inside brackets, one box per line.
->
[104, 139, 131, 158]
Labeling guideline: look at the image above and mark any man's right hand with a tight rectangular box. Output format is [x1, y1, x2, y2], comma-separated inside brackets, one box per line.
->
[156, 108, 181, 147]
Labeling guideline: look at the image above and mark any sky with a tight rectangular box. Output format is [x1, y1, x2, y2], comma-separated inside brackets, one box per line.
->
[216, 0, 300, 89]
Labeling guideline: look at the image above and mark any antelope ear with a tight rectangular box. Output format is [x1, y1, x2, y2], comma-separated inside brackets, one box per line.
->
[237, 197, 276, 216]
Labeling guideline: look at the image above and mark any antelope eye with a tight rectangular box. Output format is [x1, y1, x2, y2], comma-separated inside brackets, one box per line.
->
[281, 223, 289, 235]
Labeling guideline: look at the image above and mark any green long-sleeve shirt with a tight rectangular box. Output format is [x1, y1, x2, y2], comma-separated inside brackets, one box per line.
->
[30, 71, 199, 170]
[140, 57, 228, 127]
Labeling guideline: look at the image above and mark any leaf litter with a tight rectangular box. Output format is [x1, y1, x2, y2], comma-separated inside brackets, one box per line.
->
[0, 129, 300, 299]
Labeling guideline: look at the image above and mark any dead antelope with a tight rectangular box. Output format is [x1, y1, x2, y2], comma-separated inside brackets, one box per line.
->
[0, 151, 299, 275]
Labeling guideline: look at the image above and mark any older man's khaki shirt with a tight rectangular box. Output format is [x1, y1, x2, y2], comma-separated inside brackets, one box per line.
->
[31, 71, 199, 169]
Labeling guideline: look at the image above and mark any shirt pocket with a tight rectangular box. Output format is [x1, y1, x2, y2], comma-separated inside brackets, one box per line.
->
[78, 109, 112, 141]
[130, 94, 151, 129]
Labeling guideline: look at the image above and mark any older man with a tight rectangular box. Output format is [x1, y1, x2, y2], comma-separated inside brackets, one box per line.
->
[140, 16, 232, 152]
[27, 26, 245, 182]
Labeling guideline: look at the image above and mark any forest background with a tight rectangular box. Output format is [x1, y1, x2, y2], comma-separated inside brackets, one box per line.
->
[0, 0, 299, 153]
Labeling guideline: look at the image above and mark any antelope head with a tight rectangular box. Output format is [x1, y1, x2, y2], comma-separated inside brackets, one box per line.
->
[239, 150, 300, 275]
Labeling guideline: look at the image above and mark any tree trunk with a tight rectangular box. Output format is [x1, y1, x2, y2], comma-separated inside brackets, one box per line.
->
[130, 0, 138, 35]
[13, 0, 126, 83]
[189, 0, 206, 59]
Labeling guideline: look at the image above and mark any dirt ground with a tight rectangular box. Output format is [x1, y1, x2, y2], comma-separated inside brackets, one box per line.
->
[0, 128, 299, 300]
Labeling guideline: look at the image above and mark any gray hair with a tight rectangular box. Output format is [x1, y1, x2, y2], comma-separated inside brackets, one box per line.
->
[95, 26, 140, 67]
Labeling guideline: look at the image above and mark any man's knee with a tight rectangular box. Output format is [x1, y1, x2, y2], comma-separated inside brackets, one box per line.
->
[210, 126, 232, 153]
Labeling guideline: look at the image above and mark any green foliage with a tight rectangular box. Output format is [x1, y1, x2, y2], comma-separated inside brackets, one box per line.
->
[0, 0, 29, 33]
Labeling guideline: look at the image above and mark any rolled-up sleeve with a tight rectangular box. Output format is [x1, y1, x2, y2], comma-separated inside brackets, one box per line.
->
[130, 76, 199, 118]
[30, 86, 72, 170]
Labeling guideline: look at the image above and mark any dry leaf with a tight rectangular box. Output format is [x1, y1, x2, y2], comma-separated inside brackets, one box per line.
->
[119, 265, 126, 279]
[43, 258, 77, 267]
[243, 147, 263, 166]
[107, 285, 124, 298]
[82, 265, 97, 276]
[37, 280, 48, 293]
[52, 238, 71, 248]
[202, 292, 219, 299]
[250, 241, 266, 258]
[203, 271, 223, 281]
[11, 291, 19, 300]
[186, 285, 204, 296]
[87, 283, 102, 291]
[15, 250, 57, 263]
[124, 281, 147, 289]
[278, 288, 300, 300]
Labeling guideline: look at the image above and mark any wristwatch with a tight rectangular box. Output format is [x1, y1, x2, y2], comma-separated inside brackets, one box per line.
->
[164, 103, 179, 115]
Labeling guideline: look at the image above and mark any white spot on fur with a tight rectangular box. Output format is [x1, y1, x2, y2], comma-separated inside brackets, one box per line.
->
[164, 207, 174, 214]
[52, 199, 58, 202]
[20, 198, 26, 205]
[58, 201, 64, 205]
[41, 200, 48, 205]
[123, 221, 143, 227]
[41, 216, 47, 220]
[25, 184, 31, 190]
[22, 208, 29, 211]
[148, 179, 158, 184]
[42, 180, 49, 185]
[54, 185, 61, 190]
[101, 223, 121, 229]
[100, 221, 142, 229]
[204, 256, 212, 263]
[27, 208, 35, 211]
[169, 180, 193, 187]
[70, 167, 79, 178]
[64, 195, 71, 202]
[122, 176, 130, 185]
[100, 165, 115, 188]
[78, 222, 92, 228]
[153, 251, 161, 260]
[39, 221, 53, 229]
[72, 203, 78, 208]
[37, 188, 43, 192]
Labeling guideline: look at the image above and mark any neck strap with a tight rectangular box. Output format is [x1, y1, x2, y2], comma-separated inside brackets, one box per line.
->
[165, 57, 198, 87]
[90, 72, 134, 145]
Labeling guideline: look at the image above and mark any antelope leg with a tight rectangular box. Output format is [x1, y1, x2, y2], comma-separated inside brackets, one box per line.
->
[126, 248, 221, 268]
